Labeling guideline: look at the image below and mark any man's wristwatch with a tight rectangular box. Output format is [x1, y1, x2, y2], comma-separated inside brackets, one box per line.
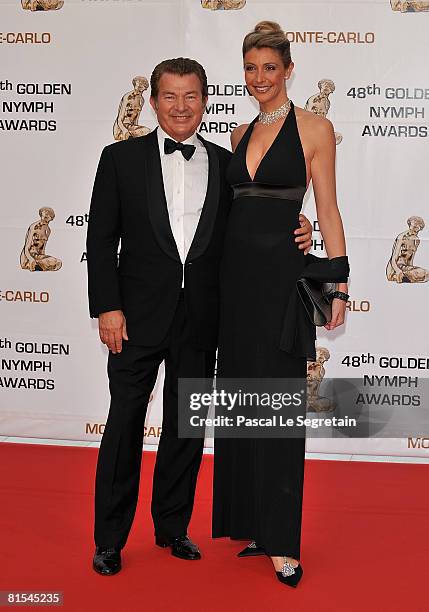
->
[332, 291, 349, 302]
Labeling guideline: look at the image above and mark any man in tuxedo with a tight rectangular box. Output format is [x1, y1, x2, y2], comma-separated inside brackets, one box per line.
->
[87, 57, 313, 575]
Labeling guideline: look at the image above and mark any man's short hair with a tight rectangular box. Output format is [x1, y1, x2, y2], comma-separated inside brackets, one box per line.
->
[150, 57, 208, 100]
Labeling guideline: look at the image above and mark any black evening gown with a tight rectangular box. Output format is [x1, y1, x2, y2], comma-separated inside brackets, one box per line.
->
[212, 102, 311, 559]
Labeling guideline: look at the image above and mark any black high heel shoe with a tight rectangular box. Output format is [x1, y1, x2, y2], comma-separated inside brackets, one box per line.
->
[275, 558, 303, 588]
[237, 541, 265, 557]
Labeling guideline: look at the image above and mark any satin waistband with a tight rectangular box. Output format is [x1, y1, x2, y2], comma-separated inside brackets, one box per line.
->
[232, 182, 306, 202]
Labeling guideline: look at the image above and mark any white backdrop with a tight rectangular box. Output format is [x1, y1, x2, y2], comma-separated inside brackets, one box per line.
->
[1, 0, 428, 457]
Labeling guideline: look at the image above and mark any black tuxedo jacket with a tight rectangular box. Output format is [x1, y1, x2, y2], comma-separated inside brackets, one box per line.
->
[86, 129, 232, 350]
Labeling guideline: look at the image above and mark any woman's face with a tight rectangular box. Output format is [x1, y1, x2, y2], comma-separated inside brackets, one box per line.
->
[243, 46, 293, 106]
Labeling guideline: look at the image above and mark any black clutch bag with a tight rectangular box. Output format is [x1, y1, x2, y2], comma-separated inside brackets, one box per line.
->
[280, 255, 349, 357]
[296, 278, 336, 327]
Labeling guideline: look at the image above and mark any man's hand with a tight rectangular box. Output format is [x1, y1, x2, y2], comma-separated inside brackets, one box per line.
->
[295, 214, 313, 255]
[99, 310, 128, 354]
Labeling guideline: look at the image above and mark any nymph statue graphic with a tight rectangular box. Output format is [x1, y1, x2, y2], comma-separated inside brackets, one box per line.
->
[113, 76, 151, 141]
[305, 79, 343, 145]
[391, 1, 429, 11]
[21, 0, 64, 10]
[20, 207, 62, 272]
[201, 0, 246, 9]
[307, 347, 335, 413]
[386, 216, 429, 283]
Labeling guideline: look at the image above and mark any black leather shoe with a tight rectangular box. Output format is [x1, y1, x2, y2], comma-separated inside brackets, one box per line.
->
[275, 559, 303, 588]
[93, 546, 122, 575]
[155, 535, 201, 560]
[237, 541, 265, 557]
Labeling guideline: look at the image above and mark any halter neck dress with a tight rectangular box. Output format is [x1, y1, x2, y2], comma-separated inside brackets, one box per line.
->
[212, 102, 310, 558]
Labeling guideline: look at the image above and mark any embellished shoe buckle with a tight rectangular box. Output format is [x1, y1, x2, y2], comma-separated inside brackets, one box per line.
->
[281, 559, 296, 577]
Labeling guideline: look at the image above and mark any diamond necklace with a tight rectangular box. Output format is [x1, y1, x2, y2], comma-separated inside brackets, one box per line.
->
[258, 99, 292, 125]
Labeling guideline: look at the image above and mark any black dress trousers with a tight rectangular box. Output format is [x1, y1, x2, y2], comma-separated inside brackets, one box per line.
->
[94, 291, 216, 549]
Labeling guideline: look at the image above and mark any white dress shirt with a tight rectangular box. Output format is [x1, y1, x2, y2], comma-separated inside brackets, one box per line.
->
[156, 126, 209, 286]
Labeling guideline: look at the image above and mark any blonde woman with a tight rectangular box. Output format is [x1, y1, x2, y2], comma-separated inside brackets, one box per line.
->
[213, 21, 349, 587]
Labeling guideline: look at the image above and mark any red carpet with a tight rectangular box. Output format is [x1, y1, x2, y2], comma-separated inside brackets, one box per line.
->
[1, 442, 428, 612]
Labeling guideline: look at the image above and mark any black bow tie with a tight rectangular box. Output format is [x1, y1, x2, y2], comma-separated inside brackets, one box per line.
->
[164, 138, 196, 161]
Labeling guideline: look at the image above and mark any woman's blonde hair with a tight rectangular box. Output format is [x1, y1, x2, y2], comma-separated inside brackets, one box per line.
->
[242, 21, 291, 68]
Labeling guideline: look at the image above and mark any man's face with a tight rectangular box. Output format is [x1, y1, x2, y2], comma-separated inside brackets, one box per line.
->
[150, 72, 207, 142]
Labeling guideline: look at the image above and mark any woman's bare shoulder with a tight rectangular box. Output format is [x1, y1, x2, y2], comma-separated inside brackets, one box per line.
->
[230, 123, 249, 151]
[294, 105, 334, 137]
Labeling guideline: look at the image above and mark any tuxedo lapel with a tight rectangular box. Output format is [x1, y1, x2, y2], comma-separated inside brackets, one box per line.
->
[186, 134, 220, 263]
[144, 128, 181, 262]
